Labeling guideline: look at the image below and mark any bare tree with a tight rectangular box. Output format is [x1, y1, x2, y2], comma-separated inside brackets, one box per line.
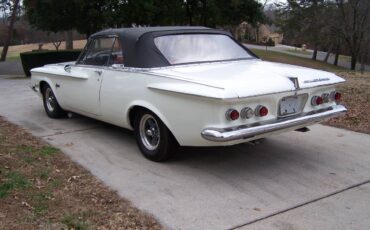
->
[65, 30, 73, 50]
[336, 0, 370, 70]
[48, 32, 63, 51]
[333, 39, 341, 66]
[0, 0, 20, 62]
[276, 0, 328, 60]
[359, 35, 369, 73]
[255, 0, 270, 43]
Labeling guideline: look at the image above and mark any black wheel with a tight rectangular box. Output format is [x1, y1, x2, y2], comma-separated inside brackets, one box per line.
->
[42, 84, 66, 118]
[134, 110, 179, 162]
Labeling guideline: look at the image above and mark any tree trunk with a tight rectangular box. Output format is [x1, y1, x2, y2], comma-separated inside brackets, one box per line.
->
[324, 45, 333, 63]
[255, 25, 259, 43]
[333, 43, 340, 66]
[360, 49, 367, 73]
[0, 0, 20, 62]
[65, 30, 73, 50]
[200, 0, 207, 26]
[186, 2, 193, 26]
[52, 41, 61, 51]
[350, 53, 357, 70]
[312, 47, 318, 61]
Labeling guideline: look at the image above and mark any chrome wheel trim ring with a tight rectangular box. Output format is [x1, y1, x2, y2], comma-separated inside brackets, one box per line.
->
[139, 114, 160, 151]
[45, 88, 56, 112]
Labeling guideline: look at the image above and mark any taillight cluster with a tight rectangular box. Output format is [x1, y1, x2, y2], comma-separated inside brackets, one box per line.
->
[226, 105, 269, 121]
[311, 91, 341, 106]
[225, 109, 240, 121]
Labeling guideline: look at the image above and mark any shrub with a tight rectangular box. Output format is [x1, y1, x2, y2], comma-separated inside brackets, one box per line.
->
[20, 50, 82, 77]
[266, 38, 275, 47]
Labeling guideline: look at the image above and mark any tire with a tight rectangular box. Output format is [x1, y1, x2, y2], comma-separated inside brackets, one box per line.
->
[42, 84, 66, 118]
[134, 110, 179, 162]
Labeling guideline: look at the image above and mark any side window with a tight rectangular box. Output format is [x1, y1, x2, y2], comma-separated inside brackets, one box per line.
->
[78, 37, 116, 66]
[109, 39, 124, 65]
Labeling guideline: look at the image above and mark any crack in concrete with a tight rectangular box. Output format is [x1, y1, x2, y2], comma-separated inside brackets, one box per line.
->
[39, 126, 102, 138]
[229, 179, 370, 230]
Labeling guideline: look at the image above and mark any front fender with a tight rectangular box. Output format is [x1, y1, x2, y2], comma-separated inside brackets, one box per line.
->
[31, 71, 62, 105]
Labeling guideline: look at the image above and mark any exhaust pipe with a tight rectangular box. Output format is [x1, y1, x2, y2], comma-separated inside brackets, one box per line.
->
[295, 127, 310, 132]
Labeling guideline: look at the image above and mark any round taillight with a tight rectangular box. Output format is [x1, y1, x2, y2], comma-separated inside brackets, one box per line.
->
[334, 92, 341, 101]
[311, 96, 323, 106]
[330, 91, 342, 102]
[240, 107, 254, 119]
[255, 105, 268, 117]
[226, 109, 239, 121]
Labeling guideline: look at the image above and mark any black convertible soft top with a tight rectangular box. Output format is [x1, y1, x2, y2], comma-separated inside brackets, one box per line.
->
[89, 26, 254, 68]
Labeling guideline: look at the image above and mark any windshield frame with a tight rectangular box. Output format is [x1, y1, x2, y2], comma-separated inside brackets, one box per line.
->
[152, 33, 257, 66]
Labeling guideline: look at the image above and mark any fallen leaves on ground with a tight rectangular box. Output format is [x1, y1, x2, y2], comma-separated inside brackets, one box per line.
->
[0, 117, 164, 230]
[323, 71, 370, 134]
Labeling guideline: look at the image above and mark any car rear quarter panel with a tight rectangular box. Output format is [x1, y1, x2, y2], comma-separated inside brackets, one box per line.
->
[99, 70, 225, 144]
[99, 70, 340, 146]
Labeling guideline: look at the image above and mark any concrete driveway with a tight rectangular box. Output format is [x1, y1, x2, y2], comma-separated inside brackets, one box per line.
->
[0, 60, 24, 76]
[1, 77, 370, 230]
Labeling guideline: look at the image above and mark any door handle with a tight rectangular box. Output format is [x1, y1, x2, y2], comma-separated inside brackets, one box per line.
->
[94, 70, 102, 76]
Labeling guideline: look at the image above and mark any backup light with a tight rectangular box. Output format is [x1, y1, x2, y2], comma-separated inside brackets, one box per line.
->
[240, 107, 254, 119]
[322, 93, 330, 103]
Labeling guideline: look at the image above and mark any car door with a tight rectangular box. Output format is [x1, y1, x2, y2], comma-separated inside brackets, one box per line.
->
[58, 36, 117, 116]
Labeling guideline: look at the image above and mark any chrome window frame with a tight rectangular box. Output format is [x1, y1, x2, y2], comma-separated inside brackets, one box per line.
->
[76, 35, 120, 67]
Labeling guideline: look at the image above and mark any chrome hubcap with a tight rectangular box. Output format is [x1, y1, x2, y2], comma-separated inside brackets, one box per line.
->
[139, 114, 160, 150]
[45, 88, 56, 112]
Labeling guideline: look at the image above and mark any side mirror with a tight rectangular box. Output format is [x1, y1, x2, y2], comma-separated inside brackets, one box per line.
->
[64, 64, 71, 73]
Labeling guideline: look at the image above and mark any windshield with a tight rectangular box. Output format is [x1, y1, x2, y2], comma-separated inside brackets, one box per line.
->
[154, 34, 253, 65]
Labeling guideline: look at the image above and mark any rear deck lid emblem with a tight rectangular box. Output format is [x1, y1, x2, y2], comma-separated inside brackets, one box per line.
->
[288, 77, 300, 90]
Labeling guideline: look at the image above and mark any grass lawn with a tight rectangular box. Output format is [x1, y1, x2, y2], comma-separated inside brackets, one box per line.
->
[251, 48, 347, 72]
[0, 117, 163, 229]
[251, 48, 370, 134]
[5, 55, 21, 62]
[284, 48, 312, 55]
[0, 40, 87, 62]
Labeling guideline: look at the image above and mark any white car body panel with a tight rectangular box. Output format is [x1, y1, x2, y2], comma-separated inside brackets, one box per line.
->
[149, 60, 345, 98]
[31, 58, 345, 147]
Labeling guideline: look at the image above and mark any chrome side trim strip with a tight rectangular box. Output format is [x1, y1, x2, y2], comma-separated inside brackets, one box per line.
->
[201, 105, 347, 142]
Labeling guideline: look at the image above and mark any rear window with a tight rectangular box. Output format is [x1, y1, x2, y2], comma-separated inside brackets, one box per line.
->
[154, 34, 253, 65]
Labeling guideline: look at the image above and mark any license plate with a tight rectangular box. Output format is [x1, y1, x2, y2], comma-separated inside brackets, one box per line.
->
[279, 94, 307, 116]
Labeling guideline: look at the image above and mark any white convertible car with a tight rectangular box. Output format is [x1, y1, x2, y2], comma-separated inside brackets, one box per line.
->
[31, 26, 347, 161]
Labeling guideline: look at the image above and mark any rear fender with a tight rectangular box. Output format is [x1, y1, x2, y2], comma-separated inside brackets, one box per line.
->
[126, 100, 175, 137]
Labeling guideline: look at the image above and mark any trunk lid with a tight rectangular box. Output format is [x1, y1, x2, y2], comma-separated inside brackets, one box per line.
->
[149, 60, 345, 98]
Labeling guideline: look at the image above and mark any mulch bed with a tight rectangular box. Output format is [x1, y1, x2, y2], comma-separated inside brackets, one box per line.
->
[323, 71, 370, 134]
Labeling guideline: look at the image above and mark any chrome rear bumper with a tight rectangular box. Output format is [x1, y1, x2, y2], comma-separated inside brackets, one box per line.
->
[201, 105, 347, 142]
